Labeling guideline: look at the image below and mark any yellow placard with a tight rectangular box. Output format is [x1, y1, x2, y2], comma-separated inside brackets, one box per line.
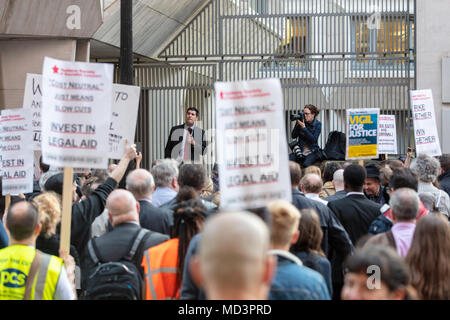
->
[348, 144, 378, 159]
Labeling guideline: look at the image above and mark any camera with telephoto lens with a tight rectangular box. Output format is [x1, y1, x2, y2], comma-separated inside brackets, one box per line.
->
[289, 141, 304, 159]
[290, 111, 305, 122]
[293, 145, 303, 158]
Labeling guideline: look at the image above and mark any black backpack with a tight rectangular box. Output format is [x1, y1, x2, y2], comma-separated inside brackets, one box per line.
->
[323, 131, 346, 160]
[84, 229, 150, 300]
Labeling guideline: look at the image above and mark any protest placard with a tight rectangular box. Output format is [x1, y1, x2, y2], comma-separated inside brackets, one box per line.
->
[346, 108, 379, 160]
[215, 78, 292, 211]
[109, 84, 140, 159]
[41, 57, 113, 253]
[0, 108, 34, 195]
[410, 89, 442, 157]
[41, 57, 113, 169]
[23, 73, 43, 150]
[378, 114, 398, 155]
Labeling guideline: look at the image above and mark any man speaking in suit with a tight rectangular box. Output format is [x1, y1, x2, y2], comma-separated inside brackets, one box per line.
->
[164, 107, 207, 163]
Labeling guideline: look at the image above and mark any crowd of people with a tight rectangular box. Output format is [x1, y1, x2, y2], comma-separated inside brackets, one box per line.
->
[0, 141, 449, 300]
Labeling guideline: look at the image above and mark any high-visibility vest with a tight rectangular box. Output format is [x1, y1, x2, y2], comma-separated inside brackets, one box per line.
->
[141, 238, 180, 300]
[0, 245, 63, 300]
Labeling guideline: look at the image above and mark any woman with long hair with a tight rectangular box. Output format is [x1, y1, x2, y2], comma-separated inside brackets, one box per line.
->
[405, 214, 450, 300]
[34, 192, 80, 265]
[33, 192, 80, 294]
[142, 196, 206, 300]
[290, 208, 332, 296]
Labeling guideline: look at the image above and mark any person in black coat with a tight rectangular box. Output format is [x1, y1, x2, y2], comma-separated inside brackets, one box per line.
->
[327, 164, 382, 300]
[438, 154, 450, 197]
[44, 141, 138, 256]
[164, 107, 207, 162]
[289, 162, 353, 258]
[289, 161, 354, 300]
[80, 189, 169, 293]
[126, 168, 172, 235]
[328, 164, 382, 245]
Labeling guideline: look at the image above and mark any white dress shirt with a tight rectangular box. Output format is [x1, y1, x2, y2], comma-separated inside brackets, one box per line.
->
[305, 193, 328, 206]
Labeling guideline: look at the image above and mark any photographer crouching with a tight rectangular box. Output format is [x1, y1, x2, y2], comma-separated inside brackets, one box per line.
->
[289, 104, 322, 168]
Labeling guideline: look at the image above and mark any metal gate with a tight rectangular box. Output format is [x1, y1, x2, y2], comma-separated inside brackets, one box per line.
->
[133, 0, 415, 170]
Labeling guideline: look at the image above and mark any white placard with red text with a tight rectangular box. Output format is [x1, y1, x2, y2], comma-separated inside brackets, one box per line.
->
[0, 108, 34, 195]
[410, 89, 442, 157]
[378, 114, 398, 154]
[41, 57, 113, 169]
[215, 78, 292, 211]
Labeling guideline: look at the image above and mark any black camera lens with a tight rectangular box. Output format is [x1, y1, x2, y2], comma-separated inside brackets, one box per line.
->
[290, 112, 304, 122]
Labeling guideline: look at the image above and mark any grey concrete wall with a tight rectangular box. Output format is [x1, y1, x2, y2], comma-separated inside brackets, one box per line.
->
[0, 0, 102, 38]
[0, 39, 76, 109]
[416, 0, 450, 153]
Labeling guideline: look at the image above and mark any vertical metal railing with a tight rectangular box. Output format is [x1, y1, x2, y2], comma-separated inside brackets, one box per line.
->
[131, 0, 415, 169]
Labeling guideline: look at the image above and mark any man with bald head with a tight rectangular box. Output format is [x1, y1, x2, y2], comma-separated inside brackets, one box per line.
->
[190, 211, 276, 300]
[126, 169, 172, 235]
[301, 173, 328, 206]
[81, 189, 169, 291]
[324, 169, 346, 202]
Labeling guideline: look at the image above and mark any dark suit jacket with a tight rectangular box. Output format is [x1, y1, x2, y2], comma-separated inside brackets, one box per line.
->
[81, 222, 169, 290]
[323, 190, 347, 202]
[138, 199, 172, 236]
[291, 189, 353, 258]
[438, 171, 450, 197]
[328, 193, 382, 245]
[164, 124, 207, 161]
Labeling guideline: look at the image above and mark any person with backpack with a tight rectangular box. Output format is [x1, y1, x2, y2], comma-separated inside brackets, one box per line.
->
[43, 140, 139, 257]
[81, 189, 169, 300]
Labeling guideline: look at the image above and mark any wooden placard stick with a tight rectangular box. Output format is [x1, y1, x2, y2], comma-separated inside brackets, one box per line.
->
[59, 167, 74, 254]
[5, 194, 11, 212]
[358, 160, 364, 166]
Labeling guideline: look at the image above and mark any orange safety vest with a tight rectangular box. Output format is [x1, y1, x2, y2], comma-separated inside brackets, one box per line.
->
[141, 238, 180, 300]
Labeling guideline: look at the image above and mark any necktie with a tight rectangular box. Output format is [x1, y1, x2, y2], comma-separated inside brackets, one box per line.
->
[183, 128, 192, 161]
